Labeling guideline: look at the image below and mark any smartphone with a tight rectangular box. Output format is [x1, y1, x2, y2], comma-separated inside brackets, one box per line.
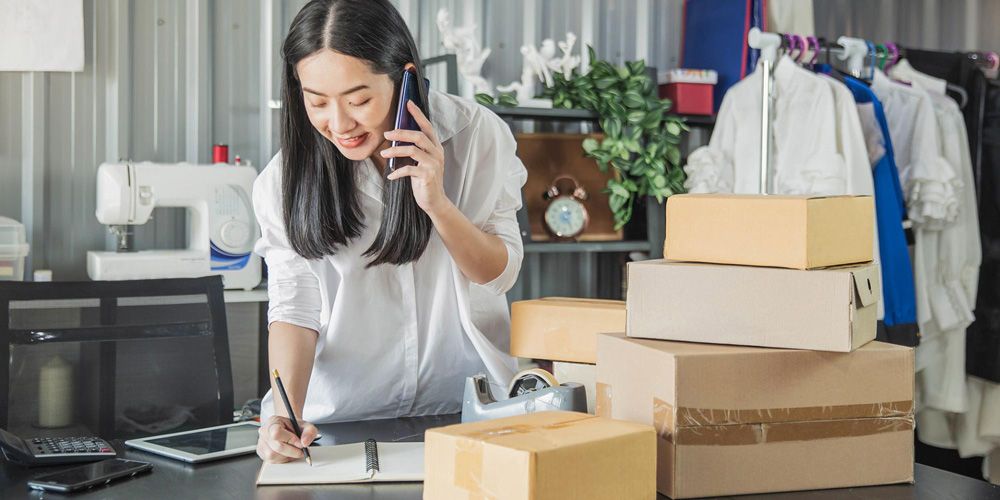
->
[387, 68, 429, 172]
[26, 458, 152, 493]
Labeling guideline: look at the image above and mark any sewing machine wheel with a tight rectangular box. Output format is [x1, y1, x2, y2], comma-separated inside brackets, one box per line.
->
[507, 368, 559, 398]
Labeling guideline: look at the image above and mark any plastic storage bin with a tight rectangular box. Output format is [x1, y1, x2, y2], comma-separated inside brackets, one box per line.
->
[0, 216, 29, 281]
[658, 69, 717, 116]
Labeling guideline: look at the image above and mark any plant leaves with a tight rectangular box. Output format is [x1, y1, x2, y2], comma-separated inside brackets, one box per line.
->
[595, 76, 618, 90]
[475, 93, 496, 106]
[623, 90, 645, 109]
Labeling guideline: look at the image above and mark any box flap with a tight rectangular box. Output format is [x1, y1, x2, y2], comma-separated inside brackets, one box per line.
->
[536, 297, 626, 309]
[673, 193, 867, 201]
[851, 265, 880, 308]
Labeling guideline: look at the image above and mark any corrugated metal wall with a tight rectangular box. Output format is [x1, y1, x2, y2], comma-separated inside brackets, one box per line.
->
[1, 0, 994, 280]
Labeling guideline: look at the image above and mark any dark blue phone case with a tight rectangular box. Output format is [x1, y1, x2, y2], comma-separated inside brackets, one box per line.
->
[388, 70, 428, 172]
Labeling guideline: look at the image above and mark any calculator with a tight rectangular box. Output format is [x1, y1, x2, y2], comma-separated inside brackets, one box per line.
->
[0, 427, 116, 466]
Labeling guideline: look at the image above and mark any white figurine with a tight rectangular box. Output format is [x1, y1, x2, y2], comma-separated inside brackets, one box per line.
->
[548, 32, 582, 80]
[436, 8, 492, 96]
[496, 43, 555, 108]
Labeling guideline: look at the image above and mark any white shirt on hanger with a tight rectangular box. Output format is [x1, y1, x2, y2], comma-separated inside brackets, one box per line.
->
[253, 90, 524, 423]
[684, 56, 881, 316]
[887, 61, 994, 458]
[685, 56, 849, 196]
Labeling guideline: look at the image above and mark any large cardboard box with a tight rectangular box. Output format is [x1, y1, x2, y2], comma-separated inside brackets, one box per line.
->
[424, 411, 655, 500]
[596, 333, 915, 498]
[627, 260, 879, 352]
[553, 361, 597, 414]
[511, 298, 626, 364]
[664, 194, 874, 269]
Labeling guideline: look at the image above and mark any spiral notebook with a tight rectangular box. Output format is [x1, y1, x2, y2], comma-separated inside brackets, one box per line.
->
[256, 439, 424, 485]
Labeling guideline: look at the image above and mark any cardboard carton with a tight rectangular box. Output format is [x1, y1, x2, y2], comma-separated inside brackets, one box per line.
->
[424, 411, 656, 500]
[553, 361, 597, 414]
[511, 298, 626, 364]
[627, 260, 879, 352]
[596, 333, 915, 498]
[664, 194, 874, 269]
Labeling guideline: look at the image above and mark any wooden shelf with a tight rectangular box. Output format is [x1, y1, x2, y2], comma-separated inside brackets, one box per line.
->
[523, 240, 652, 254]
[487, 105, 715, 127]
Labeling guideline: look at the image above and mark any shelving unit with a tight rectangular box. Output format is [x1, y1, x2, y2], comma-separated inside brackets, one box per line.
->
[494, 98, 713, 300]
[486, 105, 716, 128]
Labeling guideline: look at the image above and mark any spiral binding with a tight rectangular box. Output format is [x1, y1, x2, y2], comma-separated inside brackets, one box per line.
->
[364, 439, 379, 477]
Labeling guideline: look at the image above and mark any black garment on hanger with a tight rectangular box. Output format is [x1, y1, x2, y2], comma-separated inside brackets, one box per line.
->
[965, 83, 1000, 383]
[906, 49, 1000, 383]
[906, 49, 987, 188]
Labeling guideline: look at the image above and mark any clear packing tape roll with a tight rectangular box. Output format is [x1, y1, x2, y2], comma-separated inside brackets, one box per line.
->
[596, 382, 914, 446]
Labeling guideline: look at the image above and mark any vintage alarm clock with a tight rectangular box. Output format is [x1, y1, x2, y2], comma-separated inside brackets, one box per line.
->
[542, 175, 589, 239]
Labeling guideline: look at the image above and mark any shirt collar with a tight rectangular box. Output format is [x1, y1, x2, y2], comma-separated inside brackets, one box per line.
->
[428, 90, 472, 143]
[770, 55, 809, 93]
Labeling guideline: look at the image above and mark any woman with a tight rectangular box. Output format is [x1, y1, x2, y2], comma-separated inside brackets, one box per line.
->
[253, 0, 525, 463]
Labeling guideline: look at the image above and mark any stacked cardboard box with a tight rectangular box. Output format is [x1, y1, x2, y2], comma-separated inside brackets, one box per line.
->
[595, 193, 916, 498]
[424, 411, 656, 499]
[510, 297, 626, 414]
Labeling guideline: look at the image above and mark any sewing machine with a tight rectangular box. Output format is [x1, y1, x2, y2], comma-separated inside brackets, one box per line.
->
[86, 162, 262, 290]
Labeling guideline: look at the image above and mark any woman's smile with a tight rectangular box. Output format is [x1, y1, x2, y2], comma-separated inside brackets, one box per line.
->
[336, 132, 370, 149]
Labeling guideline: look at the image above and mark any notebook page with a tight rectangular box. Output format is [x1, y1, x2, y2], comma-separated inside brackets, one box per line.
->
[256, 442, 369, 485]
[370, 442, 424, 482]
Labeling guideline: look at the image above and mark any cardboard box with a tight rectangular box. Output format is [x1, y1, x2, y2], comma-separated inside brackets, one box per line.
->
[424, 411, 656, 500]
[627, 260, 879, 352]
[511, 298, 626, 364]
[553, 361, 596, 414]
[664, 194, 874, 269]
[596, 333, 915, 498]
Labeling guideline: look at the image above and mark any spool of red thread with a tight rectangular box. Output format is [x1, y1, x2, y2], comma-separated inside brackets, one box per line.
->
[212, 144, 229, 164]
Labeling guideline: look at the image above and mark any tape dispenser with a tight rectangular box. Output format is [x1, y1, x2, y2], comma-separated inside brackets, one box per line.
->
[460, 368, 588, 423]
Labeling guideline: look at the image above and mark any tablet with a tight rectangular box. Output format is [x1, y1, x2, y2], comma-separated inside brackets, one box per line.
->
[125, 422, 260, 463]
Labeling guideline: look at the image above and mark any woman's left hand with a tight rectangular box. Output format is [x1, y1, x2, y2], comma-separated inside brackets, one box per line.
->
[382, 100, 451, 216]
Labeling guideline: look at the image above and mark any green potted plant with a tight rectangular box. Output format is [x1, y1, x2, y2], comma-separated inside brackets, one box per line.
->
[479, 46, 688, 231]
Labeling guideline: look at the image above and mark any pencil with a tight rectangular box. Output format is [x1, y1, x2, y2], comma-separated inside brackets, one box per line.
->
[272, 369, 313, 466]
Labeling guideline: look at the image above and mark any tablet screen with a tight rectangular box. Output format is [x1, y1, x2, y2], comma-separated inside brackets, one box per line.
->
[144, 424, 258, 455]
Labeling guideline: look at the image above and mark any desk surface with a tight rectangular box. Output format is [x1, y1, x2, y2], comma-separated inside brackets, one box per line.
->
[2, 414, 999, 499]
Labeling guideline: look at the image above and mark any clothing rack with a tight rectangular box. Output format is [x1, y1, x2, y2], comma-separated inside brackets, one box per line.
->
[747, 28, 780, 195]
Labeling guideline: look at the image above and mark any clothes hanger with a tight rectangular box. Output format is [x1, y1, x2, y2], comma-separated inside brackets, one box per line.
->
[865, 40, 877, 80]
[808, 36, 820, 66]
[885, 43, 900, 72]
[792, 34, 806, 64]
[875, 44, 888, 70]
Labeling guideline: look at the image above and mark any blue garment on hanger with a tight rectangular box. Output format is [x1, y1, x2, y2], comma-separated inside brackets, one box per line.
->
[840, 74, 918, 328]
[814, 64, 917, 329]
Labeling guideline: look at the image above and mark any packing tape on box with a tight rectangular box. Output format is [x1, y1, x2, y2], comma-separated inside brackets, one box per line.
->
[452, 414, 597, 494]
[667, 399, 914, 427]
[596, 383, 913, 446]
[653, 398, 914, 446]
[596, 382, 612, 418]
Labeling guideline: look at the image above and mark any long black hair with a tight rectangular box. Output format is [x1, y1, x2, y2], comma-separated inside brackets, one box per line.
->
[280, 0, 432, 266]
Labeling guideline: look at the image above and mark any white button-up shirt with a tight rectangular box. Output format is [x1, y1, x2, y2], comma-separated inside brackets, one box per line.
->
[253, 90, 525, 423]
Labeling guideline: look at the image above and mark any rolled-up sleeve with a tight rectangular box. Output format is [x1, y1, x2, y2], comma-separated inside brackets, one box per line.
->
[461, 109, 528, 296]
[252, 154, 322, 333]
[479, 151, 527, 295]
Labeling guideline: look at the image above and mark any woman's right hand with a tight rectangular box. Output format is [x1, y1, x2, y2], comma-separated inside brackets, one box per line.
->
[257, 415, 319, 463]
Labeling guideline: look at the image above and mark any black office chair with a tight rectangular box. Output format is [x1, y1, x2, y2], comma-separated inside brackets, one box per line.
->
[0, 276, 234, 440]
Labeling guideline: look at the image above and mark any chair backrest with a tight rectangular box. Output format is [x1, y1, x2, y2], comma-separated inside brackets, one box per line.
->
[0, 276, 234, 440]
